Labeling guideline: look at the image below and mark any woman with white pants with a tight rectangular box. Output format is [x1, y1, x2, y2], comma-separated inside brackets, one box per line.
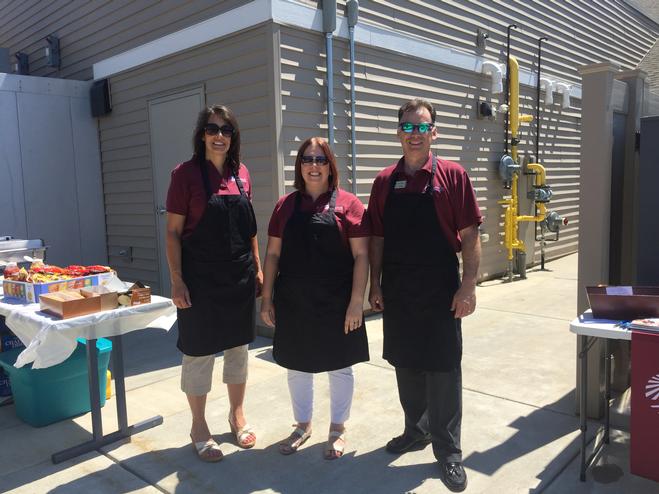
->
[261, 137, 370, 459]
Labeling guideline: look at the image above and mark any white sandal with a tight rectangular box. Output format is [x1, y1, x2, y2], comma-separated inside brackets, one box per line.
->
[190, 435, 223, 462]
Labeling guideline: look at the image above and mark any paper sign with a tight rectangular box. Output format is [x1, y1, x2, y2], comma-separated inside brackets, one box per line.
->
[605, 286, 633, 296]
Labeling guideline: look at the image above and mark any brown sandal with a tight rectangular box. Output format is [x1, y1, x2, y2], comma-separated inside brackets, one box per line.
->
[279, 426, 312, 455]
[324, 430, 346, 460]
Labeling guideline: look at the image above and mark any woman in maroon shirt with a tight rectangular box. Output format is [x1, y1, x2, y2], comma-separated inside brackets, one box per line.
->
[261, 137, 370, 460]
[166, 105, 262, 462]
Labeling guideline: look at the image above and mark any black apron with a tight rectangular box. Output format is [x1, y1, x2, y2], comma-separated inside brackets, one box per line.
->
[273, 189, 369, 373]
[176, 161, 257, 356]
[381, 155, 462, 371]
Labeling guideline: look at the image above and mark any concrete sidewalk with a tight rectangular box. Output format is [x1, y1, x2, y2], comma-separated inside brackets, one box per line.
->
[1, 253, 657, 493]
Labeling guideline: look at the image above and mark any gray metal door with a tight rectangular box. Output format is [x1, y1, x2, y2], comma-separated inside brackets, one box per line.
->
[148, 88, 204, 296]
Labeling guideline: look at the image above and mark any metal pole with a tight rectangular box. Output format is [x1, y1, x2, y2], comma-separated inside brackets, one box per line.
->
[535, 37, 548, 161]
[349, 26, 357, 194]
[326, 33, 334, 145]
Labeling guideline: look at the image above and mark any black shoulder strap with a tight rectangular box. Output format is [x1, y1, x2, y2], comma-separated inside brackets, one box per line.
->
[328, 187, 338, 214]
[233, 168, 247, 197]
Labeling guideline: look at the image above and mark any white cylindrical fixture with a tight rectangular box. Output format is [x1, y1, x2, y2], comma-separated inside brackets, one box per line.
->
[481, 60, 504, 94]
[540, 77, 554, 106]
[555, 82, 571, 109]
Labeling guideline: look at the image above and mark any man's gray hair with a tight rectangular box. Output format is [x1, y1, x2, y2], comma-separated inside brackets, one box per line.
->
[398, 98, 436, 124]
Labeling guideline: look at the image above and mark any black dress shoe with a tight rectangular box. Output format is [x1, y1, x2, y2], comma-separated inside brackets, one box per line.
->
[441, 462, 467, 492]
[385, 433, 431, 454]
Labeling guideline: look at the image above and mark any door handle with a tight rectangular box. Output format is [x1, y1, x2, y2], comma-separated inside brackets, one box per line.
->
[157, 206, 167, 215]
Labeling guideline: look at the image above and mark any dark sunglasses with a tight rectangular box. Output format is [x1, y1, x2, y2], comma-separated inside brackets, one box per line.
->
[398, 122, 434, 134]
[301, 155, 329, 165]
[204, 123, 234, 137]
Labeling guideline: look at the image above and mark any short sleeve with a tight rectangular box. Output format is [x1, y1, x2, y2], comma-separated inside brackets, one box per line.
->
[166, 166, 190, 216]
[366, 174, 387, 237]
[345, 195, 370, 237]
[267, 194, 294, 238]
[451, 169, 482, 230]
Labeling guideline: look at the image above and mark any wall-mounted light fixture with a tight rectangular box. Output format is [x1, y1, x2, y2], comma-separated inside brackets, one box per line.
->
[45, 35, 60, 68]
[13, 52, 28, 75]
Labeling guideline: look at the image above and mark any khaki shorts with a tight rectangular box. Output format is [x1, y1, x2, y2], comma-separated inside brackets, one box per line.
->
[180, 344, 249, 395]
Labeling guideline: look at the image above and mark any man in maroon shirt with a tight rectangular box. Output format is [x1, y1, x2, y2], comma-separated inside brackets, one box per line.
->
[367, 98, 482, 493]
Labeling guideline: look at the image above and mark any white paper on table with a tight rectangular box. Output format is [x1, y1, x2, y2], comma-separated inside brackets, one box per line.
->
[6, 296, 176, 369]
[605, 286, 633, 296]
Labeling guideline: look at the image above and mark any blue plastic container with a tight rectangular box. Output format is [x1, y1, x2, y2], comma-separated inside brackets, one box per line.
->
[0, 338, 112, 427]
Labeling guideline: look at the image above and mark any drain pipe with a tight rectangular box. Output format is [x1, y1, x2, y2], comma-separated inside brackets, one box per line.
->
[347, 0, 359, 194]
[323, 0, 337, 145]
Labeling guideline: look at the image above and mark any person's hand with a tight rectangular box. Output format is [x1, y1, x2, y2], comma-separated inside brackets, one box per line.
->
[451, 284, 476, 318]
[255, 269, 264, 298]
[369, 283, 384, 312]
[172, 278, 191, 309]
[260, 298, 275, 328]
[344, 299, 364, 334]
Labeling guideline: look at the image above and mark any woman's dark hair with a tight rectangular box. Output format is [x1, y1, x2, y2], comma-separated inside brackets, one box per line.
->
[192, 105, 241, 174]
[293, 137, 339, 192]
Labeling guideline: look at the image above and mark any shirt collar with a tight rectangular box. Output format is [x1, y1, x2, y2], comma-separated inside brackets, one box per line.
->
[394, 153, 433, 178]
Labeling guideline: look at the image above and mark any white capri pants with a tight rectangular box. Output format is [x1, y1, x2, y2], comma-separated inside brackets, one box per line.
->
[287, 367, 354, 424]
[180, 344, 249, 395]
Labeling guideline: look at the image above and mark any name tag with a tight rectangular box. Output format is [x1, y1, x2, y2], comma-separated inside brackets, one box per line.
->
[394, 180, 407, 189]
[323, 205, 344, 212]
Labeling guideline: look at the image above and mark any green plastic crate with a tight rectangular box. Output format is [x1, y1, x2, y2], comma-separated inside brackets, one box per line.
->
[0, 338, 112, 427]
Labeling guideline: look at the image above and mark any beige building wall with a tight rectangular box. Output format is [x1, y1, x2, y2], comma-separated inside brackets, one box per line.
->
[0, 0, 252, 80]
[98, 25, 277, 293]
[279, 25, 582, 278]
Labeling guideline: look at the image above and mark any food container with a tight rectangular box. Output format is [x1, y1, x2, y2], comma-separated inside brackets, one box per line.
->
[3, 275, 98, 303]
[118, 282, 151, 306]
[39, 288, 118, 319]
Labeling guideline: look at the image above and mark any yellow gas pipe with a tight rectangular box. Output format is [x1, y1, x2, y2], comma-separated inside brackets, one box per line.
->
[498, 56, 545, 272]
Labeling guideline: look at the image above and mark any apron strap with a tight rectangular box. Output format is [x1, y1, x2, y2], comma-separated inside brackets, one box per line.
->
[198, 159, 213, 201]
[234, 170, 247, 197]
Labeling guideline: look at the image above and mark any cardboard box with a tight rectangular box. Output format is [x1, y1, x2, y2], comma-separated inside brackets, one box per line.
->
[586, 286, 659, 320]
[3, 275, 98, 303]
[39, 291, 101, 319]
[118, 282, 151, 306]
[80, 286, 118, 311]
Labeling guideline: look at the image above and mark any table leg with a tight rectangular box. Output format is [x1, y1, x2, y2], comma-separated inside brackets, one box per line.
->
[51, 335, 163, 464]
[579, 334, 588, 482]
[604, 338, 611, 445]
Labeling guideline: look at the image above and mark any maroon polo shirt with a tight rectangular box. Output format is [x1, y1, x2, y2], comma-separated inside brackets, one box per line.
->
[367, 153, 482, 252]
[166, 158, 253, 238]
[268, 188, 370, 244]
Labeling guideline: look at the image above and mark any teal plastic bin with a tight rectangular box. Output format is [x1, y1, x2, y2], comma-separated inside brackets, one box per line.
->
[0, 338, 112, 427]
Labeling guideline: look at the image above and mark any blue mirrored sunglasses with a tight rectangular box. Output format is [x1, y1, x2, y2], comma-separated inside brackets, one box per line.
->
[398, 122, 434, 134]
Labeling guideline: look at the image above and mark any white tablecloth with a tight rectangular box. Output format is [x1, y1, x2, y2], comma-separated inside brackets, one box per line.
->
[0, 295, 176, 369]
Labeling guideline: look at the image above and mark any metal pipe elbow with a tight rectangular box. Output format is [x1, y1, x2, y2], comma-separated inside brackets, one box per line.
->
[554, 82, 571, 109]
[540, 77, 554, 106]
[481, 60, 504, 94]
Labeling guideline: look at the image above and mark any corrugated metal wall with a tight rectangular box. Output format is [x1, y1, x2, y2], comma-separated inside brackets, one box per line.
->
[0, 0, 251, 80]
[278, 0, 659, 278]
[99, 25, 276, 292]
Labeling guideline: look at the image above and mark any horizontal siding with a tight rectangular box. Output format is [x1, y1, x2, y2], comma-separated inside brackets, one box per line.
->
[99, 25, 275, 292]
[0, 0, 251, 80]
[280, 26, 582, 280]
[343, 0, 658, 87]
